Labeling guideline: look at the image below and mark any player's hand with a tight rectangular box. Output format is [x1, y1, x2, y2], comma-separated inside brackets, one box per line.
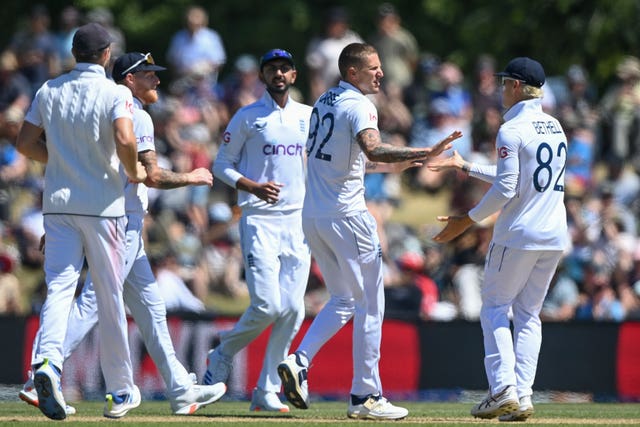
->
[254, 181, 284, 204]
[391, 159, 424, 173]
[433, 214, 475, 243]
[428, 150, 466, 172]
[189, 168, 214, 186]
[127, 161, 148, 183]
[428, 130, 463, 158]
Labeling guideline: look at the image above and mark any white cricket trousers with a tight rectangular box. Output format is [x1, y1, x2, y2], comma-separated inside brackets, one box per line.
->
[218, 211, 310, 393]
[299, 211, 384, 398]
[480, 243, 563, 398]
[33, 214, 194, 399]
[34, 214, 134, 396]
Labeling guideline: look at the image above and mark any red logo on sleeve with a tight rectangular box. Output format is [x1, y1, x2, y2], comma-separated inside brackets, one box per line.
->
[498, 146, 508, 158]
[125, 100, 134, 115]
[223, 131, 231, 143]
[369, 113, 377, 122]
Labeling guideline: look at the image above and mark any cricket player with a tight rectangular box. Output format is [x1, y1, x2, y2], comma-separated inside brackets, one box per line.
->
[276, 43, 461, 420]
[430, 57, 569, 421]
[19, 51, 227, 417]
[16, 23, 147, 420]
[204, 49, 311, 412]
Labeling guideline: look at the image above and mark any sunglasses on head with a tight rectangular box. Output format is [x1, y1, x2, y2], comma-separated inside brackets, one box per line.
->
[121, 53, 154, 76]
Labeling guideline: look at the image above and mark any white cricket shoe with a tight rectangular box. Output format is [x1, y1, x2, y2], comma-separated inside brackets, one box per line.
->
[277, 353, 309, 409]
[203, 348, 232, 385]
[33, 359, 67, 420]
[171, 383, 227, 415]
[347, 395, 408, 420]
[103, 385, 141, 418]
[250, 387, 290, 412]
[499, 395, 534, 422]
[471, 385, 520, 419]
[19, 371, 77, 415]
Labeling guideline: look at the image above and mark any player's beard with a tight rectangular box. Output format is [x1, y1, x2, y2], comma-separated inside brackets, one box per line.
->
[266, 80, 289, 95]
[139, 89, 159, 105]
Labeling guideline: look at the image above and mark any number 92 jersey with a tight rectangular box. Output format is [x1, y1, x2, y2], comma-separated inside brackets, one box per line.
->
[303, 81, 378, 218]
[469, 99, 569, 250]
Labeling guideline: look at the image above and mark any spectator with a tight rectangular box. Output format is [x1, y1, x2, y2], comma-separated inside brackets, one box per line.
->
[54, 6, 81, 72]
[368, 3, 418, 91]
[598, 55, 640, 165]
[305, 6, 362, 101]
[0, 247, 23, 314]
[166, 5, 226, 85]
[0, 50, 32, 115]
[86, 7, 126, 68]
[202, 202, 246, 299]
[8, 4, 60, 96]
[540, 265, 580, 321]
[151, 249, 206, 313]
[0, 106, 29, 221]
[220, 54, 264, 115]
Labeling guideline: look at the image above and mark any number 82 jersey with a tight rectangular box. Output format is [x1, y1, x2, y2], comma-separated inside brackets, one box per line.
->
[469, 98, 569, 250]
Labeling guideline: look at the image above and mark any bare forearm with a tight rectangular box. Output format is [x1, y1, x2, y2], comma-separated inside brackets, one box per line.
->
[358, 129, 427, 163]
[146, 169, 194, 189]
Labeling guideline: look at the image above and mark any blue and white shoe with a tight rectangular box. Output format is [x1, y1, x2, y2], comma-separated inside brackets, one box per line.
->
[277, 352, 309, 409]
[33, 359, 67, 420]
[103, 385, 141, 418]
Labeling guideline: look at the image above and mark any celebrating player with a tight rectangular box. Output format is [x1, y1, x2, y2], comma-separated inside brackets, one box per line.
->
[19, 51, 225, 417]
[15, 23, 147, 420]
[430, 57, 569, 421]
[276, 42, 461, 420]
[204, 48, 311, 413]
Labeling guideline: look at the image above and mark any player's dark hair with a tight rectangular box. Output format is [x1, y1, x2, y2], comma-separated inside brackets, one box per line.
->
[73, 46, 109, 64]
[338, 43, 378, 79]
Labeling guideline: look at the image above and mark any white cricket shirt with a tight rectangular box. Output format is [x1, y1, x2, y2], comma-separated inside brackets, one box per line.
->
[303, 81, 379, 218]
[468, 98, 569, 250]
[213, 91, 311, 212]
[123, 97, 153, 215]
[25, 63, 134, 217]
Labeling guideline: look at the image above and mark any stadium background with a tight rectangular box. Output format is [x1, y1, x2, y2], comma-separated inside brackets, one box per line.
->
[1, 0, 640, 404]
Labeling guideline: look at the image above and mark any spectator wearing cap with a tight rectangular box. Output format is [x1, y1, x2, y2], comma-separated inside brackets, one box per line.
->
[16, 22, 147, 420]
[220, 54, 265, 115]
[305, 6, 363, 101]
[368, 3, 419, 91]
[205, 48, 312, 412]
[599, 55, 640, 165]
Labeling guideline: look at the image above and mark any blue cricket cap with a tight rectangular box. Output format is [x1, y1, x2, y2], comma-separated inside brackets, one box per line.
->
[495, 57, 545, 88]
[259, 49, 294, 70]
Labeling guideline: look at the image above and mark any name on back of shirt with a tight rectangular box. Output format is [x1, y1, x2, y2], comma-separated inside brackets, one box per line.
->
[318, 91, 339, 106]
[531, 120, 562, 135]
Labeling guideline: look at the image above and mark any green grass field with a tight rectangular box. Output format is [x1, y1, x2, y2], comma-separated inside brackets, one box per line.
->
[1, 400, 639, 426]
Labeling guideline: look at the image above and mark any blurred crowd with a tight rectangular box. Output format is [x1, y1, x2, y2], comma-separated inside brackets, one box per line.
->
[1, 4, 640, 322]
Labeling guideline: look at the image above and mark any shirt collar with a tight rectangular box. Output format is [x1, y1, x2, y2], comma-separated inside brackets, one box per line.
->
[73, 63, 107, 77]
[503, 98, 543, 121]
[338, 80, 361, 94]
[261, 90, 290, 109]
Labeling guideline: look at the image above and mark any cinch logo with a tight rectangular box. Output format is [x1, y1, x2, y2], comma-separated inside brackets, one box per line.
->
[126, 100, 134, 114]
[369, 113, 377, 122]
[223, 131, 231, 143]
[498, 146, 508, 158]
[263, 143, 304, 156]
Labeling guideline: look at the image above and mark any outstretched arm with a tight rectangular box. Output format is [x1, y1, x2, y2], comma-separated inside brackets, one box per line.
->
[140, 150, 213, 189]
[359, 129, 462, 165]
